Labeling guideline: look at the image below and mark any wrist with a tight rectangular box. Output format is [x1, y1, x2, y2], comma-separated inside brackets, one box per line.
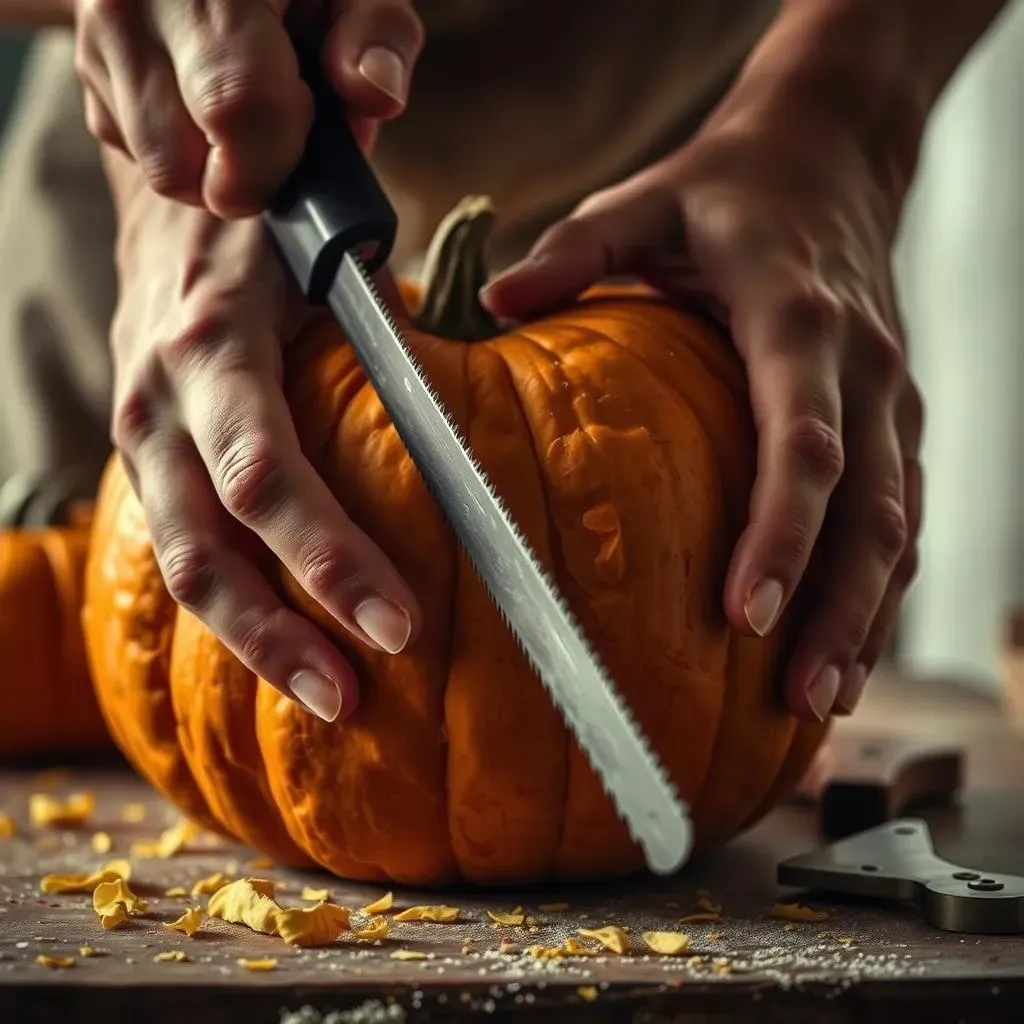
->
[712, 0, 1009, 210]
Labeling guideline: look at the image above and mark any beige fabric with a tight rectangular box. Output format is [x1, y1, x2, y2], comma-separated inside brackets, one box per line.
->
[0, 33, 116, 489]
[0, 1, 778, 488]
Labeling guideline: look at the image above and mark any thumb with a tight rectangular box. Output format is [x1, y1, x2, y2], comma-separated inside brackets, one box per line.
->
[481, 181, 683, 321]
[324, 0, 424, 123]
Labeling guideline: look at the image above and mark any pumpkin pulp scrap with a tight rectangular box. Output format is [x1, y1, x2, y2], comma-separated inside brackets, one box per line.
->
[82, 194, 826, 888]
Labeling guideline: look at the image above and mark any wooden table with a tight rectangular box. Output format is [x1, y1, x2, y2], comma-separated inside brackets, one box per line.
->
[2, 667, 1024, 1023]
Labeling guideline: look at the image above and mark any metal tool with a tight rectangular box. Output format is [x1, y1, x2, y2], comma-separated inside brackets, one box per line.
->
[778, 818, 1024, 934]
[261, 45, 692, 876]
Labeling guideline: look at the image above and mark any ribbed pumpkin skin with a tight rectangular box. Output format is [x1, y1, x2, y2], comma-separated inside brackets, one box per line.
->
[83, 287, 826, 885]
[0, 524, 111, 756]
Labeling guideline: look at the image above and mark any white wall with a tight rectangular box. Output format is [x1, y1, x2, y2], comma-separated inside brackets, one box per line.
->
[895, 0, 1024, 689]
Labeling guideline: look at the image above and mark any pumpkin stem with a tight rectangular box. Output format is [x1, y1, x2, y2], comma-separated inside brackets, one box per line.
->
[413, 195, 501, 341]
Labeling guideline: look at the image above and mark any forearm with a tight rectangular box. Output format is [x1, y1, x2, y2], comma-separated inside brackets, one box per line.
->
[0, 0, 72, 27]
[714, 0, 1012, 204]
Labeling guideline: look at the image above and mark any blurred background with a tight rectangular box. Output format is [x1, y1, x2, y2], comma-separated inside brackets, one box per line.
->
[0, 2, 1021, 691]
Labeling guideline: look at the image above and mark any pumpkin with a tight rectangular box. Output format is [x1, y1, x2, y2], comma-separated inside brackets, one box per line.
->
[0, 472, 110, 757]
[83, 197, 826, 884]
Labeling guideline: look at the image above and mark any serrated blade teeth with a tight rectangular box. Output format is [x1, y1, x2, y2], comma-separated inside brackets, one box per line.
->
[329, 253, 693, 875]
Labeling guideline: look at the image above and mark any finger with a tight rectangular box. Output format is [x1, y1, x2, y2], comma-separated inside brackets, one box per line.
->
[723, 279, 845, 644]
[76, 1, 206, 202]
[480, 179, 683, 319]
[153, 3, 313, 217]
[837, 384, 925, 712]
[323, 0, 425, 118]
[782, 391, 907, 722]
[132, 429, 359, 722]
[163, 322, 422, 655]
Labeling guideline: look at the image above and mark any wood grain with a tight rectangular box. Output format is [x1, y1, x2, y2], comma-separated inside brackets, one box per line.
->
[2, 664, 1024, 1023]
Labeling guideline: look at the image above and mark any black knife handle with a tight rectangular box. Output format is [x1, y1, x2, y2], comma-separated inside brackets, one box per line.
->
[262, 41, 397, 302]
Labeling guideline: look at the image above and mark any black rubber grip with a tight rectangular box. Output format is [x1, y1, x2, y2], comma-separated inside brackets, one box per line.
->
[262, 42, 398, 302]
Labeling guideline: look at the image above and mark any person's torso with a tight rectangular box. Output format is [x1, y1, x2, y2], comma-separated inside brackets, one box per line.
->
[376, 0, 779, 268]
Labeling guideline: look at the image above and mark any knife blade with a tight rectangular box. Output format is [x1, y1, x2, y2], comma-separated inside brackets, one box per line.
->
[262, 46, 692, 876]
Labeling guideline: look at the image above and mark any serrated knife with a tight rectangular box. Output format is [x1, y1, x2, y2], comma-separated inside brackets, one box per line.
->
[262, 47, 692, 876]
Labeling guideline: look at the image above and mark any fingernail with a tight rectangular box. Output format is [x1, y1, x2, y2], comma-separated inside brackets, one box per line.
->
[288, 670, 343, 723]
[354, 596, 411, 654]
[807, 665, 841, 722]
[357, 46, 408, 105]
[745, 578, 784, 636]
[834, 663, 868, 716]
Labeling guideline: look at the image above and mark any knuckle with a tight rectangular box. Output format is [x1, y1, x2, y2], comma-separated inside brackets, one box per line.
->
[298, 542, 360, 601]
[156, 310, 230, 375]
[760, 518, 814, 576]
[161, 542, 217, 610]
[867, 495, 908, 563]
[112, 387, 157, 453]
[216, 439, 286, 524]
[784, 416, 845, 488]
[775, 286, 844, 344]
[236, 616, 278, 672]
[861, 323, 906, 391]
[135, 147, 195, 201]
[192, 62, 287, 138]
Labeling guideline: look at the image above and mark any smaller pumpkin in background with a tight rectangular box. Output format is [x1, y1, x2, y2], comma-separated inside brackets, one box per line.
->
[0, 470, 111, 758]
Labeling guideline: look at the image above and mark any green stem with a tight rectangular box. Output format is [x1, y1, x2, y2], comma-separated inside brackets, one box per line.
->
[413, 195, 500, 341]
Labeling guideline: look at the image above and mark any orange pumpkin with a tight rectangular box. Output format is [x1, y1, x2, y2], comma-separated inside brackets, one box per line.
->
[0, 473, 110, 757]
[83, 198, 826, 884]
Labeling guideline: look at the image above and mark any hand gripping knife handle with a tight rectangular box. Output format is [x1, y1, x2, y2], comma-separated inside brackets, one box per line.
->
[262, 42, 397, 299]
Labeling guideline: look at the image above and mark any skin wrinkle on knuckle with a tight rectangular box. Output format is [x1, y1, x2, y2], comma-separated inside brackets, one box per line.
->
[136, 149, 194, 200]
[783, 416, 845, 489]
[298, 541, 366, 603]
[191, 59, 290, 139]
[215, 439, 287, 524]
[236, 615, 280, 673]
[764, 517, 813, 575]
[160, 541, 218, 610]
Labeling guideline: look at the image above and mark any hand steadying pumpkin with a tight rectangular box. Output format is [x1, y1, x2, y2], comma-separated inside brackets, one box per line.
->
[72, 0, 423, 217]
[106, 160, 421, 723]
[484, 5, 932, 724]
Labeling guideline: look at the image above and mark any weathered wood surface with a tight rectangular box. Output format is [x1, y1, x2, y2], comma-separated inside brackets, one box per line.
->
[2, 667, 1024, 1022]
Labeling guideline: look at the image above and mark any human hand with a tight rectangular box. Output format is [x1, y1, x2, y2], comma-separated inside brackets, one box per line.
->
[483, 88, 923, 724]
[109, 179, 421, 723]
[73, 0, 424, 216]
